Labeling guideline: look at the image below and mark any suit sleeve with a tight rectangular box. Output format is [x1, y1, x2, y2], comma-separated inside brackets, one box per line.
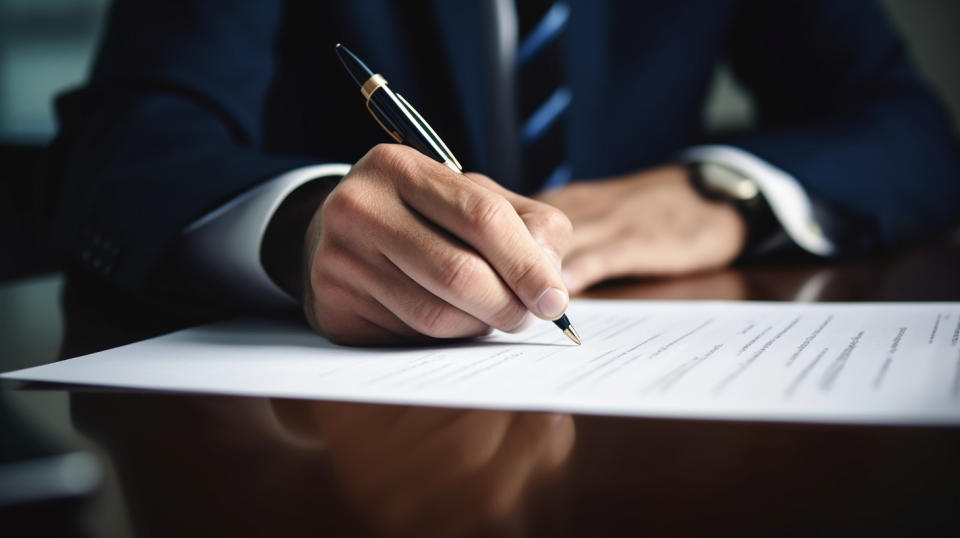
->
[49, 0, 318, 306]
[725, 0, 960, 252]
[181, 164, 350, 309]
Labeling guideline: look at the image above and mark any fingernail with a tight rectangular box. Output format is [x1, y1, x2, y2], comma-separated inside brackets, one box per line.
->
[535, 287, 567, 319]
[505, 312, 535, 333]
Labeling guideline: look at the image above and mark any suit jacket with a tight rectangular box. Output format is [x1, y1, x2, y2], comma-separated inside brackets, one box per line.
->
[49, 0, 960, 302]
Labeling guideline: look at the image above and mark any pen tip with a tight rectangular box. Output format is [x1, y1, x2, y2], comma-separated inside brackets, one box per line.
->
[563, 325, 582, 346]
[335, 42, 341, 48]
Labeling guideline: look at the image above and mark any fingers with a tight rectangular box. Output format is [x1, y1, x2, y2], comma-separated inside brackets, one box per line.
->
[305, 275, 421, 345]
[390, 153, 571, 320]
[320, 244, 493, 339]
[375, 212, 534, 334]
[560, 213, 620, 255]
[463, 173, 573, 271]
[561, 233, 731, 294]
[311, 239, 499, 341]
[535, 168, 751, 295]
[305, 143, 573, 343]
[314, 157, 533, 337]
[560, 239, 639, 294]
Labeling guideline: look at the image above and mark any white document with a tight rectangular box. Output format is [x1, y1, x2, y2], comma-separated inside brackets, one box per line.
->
[4, 300, 960, 424]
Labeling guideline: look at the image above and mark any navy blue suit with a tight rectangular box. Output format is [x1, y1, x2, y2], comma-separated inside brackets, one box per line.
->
[50, 0, 959, 301]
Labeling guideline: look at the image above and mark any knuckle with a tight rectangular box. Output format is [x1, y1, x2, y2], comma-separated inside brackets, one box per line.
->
[437, 250, 483, 296]
[527, 206, 573, 254]
[364, 143, 398, 166]
[412, 300, 462, 338]
[467, 194, 512, 235]
[543, 207, 573, 239]
[365, 143, 417, 181]
[322, 183, 367, 226]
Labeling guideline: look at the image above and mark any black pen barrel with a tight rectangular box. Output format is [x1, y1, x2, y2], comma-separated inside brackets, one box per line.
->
[368, 88, 448, 165]
[335, 44, 374, 87]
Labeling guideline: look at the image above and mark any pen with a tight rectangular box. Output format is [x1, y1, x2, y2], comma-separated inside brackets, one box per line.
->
[335, 43, 581, 345]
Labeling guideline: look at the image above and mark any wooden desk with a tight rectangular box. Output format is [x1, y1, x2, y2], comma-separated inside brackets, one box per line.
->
[3, 240, 959, 537]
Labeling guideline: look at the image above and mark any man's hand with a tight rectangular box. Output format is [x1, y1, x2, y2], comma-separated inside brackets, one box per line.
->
[536, 165, 747, 294]
[302, 144, 572, 345]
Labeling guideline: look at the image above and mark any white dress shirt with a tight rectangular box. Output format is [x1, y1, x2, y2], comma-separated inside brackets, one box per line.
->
[180, 0, 833, 308]
[182, 163, 350, 308]
[181, 147, 834, 307]
[680, 146, 836, 257]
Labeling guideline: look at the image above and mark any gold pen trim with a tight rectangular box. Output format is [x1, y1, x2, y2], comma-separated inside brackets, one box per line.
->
[562, 325, 581, 345]
[361, 74, 402, 142]
[361, 73, 388, 101]
[366, 100, 402, 143]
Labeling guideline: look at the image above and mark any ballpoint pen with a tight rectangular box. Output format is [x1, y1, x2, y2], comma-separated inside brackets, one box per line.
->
[335, 43, 581, 345]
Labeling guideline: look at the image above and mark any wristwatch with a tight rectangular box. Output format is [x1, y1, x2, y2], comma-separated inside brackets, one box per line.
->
[686, 161, 779, 248]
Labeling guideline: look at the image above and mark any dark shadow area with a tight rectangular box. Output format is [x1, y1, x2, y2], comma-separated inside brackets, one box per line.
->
[0, 143, 57, 282]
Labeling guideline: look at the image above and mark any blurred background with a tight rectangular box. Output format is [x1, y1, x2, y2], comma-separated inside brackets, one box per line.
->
[0, 0, 958, 282]
[0, 1, 957, 535]
[1, 0, 109, 282]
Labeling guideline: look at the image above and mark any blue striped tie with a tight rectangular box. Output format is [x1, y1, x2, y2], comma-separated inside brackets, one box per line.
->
[516, 0, 571, 193]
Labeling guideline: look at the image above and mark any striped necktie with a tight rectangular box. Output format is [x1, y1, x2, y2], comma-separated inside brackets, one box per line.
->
[516, 0, 571, 193]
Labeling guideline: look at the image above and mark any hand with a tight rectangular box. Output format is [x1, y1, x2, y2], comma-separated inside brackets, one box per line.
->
[536, 165, 747, 294]
[303, 144, 572, 345]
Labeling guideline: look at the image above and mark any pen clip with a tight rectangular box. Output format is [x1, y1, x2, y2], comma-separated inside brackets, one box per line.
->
[366, 99, 403, 143]
[362, 74, 403, 143]
[394, 93, 463, 172]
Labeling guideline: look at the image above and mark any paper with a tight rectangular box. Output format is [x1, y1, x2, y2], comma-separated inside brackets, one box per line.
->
[4, 300, 960, 424]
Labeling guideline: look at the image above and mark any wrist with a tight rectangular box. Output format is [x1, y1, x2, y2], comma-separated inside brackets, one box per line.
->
[685, 161, 778, 252]
[260, 178, 339, 300]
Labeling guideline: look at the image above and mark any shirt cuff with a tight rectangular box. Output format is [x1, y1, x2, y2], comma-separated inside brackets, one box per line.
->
[182, 163, 352, 308]
[679, 145, 836, 257]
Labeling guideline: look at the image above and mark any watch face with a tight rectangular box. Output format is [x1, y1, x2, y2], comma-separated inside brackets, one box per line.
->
[698, 162, 759, 201]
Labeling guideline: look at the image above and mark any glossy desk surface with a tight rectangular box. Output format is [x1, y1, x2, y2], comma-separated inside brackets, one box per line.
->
[3, 240, 960, 537]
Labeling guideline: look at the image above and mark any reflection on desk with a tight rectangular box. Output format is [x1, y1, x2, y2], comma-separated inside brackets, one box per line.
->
[72, 394, 572, 538]
[1, 240, 959, 536]
[277, 402, 573, 537]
